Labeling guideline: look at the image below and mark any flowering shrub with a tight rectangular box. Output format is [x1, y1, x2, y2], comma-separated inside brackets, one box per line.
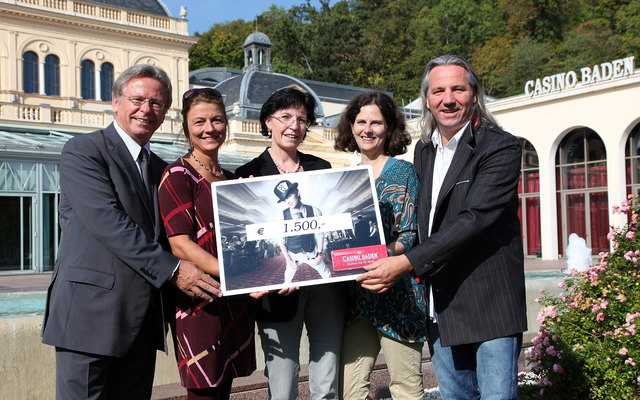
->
[527, 195, 640, 399]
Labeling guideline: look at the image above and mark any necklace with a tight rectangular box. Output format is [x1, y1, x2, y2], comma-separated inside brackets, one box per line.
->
[270, 149, 301, 174]
[189, 150, 224, 178]
[272, 157, 301, 174]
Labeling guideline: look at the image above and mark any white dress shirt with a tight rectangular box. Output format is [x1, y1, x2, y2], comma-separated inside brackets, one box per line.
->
[428, 121, 470, 321]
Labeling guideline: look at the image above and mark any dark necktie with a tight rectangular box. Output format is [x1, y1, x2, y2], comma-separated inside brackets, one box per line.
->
[139, 148, 153, 201]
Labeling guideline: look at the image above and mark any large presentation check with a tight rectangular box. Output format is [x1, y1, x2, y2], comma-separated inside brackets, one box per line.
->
[212, 166, 387, 295]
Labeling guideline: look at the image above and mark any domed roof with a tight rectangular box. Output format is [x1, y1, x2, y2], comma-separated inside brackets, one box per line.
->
[215, 70, 324, 121]
[243, 31, 272, 48]
[85, 0, 170, 17]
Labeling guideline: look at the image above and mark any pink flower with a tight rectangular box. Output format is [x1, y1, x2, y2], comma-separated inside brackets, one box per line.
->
[619, 347, 628, 356]
[625, 358, 636, 366]
[552, 364, 563, 373]
[596, 312, 604, 321]
[539, 288, 545, 293]
[537, 305, 557, 324]
[637, 376, 640, 383]
[540, 376, 552, 387]
[626, 231, 635, 239]
[546, 346, 557, 357]
[558, 281, 565, 288]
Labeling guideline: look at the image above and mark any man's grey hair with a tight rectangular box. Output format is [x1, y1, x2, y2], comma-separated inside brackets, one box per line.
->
[112, 64, 172, 109]
[418, 55, 498, 142]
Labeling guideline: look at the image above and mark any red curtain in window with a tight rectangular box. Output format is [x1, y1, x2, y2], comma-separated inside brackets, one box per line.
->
[526, 197, 542, 254]
[590, 192, 609, 253]
[588, 164, 607, 187]
[567, 194, 587, 240]
[525, 171, 540, 193]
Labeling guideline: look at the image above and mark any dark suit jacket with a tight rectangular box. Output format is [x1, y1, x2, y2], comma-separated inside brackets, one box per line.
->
[42, 123, 178, 357]
[406, 123, 527, 347]
[235, 148, 331, 322]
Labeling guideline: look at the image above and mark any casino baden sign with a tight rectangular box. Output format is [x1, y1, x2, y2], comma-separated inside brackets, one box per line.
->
[524, 56, 635, 97]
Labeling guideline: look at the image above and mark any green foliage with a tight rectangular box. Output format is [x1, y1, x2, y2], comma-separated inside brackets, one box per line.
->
[187, 0, 639, 101]
[528, 195, 640, 399]
[189, 21, 252, 70]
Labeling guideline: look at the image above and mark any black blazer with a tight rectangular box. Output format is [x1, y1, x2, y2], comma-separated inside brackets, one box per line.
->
[406, 123, 527, 347]
[235, 148, 331, 321]
[42, 124, 178, 356]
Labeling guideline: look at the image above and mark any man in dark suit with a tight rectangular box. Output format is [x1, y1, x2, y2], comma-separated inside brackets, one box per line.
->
[358, 55, 526, 399]
[42, 64, 220, 400]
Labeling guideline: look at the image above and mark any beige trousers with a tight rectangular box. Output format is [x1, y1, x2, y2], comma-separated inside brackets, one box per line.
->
[340, 317, 424, 400]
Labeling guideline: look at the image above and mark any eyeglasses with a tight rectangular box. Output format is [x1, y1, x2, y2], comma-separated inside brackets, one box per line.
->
[270, 114, 312, 129]
[183, 88, 223, 101]
[124, 96, 166, 111]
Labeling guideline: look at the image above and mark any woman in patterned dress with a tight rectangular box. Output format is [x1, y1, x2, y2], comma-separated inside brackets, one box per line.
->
[158, 88, 255, 400]
[334, 91, 428, 400]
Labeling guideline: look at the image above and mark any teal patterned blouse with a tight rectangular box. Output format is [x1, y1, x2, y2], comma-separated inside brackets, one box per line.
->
[354, 157, 428, 342]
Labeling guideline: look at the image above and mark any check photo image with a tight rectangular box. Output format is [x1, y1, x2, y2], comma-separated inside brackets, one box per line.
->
[212, 166, 387, 295]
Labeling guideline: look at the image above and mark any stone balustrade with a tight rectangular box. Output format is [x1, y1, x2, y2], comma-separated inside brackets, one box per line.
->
[7, 0, 187, 34]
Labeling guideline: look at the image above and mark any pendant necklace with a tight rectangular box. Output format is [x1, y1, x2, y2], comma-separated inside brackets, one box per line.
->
[189, 150, 224, 178]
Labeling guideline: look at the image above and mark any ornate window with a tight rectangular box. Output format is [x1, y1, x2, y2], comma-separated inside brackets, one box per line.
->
[518, 139, 541, 256]
[100, 62, 114, 101]
[81, 59, 95, 99]
[23, 51, 39, 93]
[625, 123, 640, 196]
[555, 128, 608, 255]
[44, 54, 60, 96]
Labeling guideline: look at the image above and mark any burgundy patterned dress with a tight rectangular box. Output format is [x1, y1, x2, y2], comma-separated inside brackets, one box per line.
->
[159, 157, 256, 389]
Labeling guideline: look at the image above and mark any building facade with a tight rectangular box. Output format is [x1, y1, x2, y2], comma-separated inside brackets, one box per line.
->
[2, 0, 638, 273]
[488, 56, 639, 260]
[0, 0, 196, 273]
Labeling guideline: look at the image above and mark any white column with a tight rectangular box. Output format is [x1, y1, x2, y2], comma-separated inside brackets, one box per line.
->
[606, 130, 629, 231]
[38, 61, 46, 95]
[95, 66, 101, 101]
[539, 145, 559, 260]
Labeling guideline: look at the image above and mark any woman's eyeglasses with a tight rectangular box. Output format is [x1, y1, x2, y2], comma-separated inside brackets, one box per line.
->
[183, 88, 223, 101]
[270, 114, 312, 129]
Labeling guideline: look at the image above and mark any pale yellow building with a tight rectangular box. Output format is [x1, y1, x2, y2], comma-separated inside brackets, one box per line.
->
[0, 0, 198, 273]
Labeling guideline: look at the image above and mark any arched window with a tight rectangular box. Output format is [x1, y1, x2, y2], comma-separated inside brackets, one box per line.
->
[555, 128, 608, 255]
[100, 62, 114, 101]
[44, 54, 60, 96]
[81, 60, 95, 100]
[23, 51, 39, 93]
[625, 123, 640, 196]
[518, 139, 541, 256]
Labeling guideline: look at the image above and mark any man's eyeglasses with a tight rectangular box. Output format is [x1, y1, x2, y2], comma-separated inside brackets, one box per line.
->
[183, 88, 223, 101]
[124, 96, 166, 111]
[271, 114, 312, 129]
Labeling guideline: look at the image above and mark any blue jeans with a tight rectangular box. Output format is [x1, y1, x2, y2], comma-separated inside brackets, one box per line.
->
[427, 319, 522, 400]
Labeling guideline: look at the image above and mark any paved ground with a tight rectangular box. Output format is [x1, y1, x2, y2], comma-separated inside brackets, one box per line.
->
[1, 258, 564, 399]
[0, 258, 566, 294]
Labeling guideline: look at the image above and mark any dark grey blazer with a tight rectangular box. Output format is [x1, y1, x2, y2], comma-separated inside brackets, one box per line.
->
[406, 123, 527, 347]
[42, 123, 178, 357]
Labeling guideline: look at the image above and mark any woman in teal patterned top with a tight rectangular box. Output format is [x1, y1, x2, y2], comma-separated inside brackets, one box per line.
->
[334, 92, 427, 400]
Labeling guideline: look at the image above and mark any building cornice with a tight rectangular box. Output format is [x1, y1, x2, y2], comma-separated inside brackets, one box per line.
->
[0, 0, 198, 46]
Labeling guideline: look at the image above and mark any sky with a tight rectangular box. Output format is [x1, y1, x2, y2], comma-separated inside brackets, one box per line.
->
[161, 1, 337, 35]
